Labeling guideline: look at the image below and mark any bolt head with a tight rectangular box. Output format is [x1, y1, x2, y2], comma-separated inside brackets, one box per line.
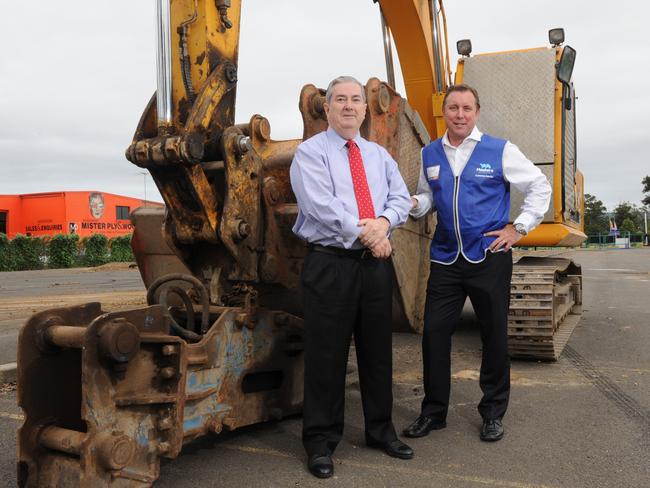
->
[160, 367, 177, 379]
[96, 432, 136, 470]
[99, 321, 140, 364]
[237, 135, 252, 154]
[158, 417, 174, 431]
[225, 64, 238, 83]
[234, 313, 247, 328]
[158, 441, 171, 454]
[377, 84, 391, 113]
[255, 117, 271, 141]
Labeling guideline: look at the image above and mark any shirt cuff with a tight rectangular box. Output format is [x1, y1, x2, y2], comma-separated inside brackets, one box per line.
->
[513, 213, 536, 234]
[337, 214, 363, 249]
[379, 209, 398, 230]
[410, 195, 427, 219]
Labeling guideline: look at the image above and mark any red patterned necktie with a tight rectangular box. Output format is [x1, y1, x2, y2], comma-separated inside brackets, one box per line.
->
[346, 140, 376, 219]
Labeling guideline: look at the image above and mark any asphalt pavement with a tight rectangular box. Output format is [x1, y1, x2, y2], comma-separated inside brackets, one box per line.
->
[0, 249, 648, 487]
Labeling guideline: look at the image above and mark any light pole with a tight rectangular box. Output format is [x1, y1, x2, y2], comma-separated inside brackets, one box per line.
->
[140, 172, 148, 207]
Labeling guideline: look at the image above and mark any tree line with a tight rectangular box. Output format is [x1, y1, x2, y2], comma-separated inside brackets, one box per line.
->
[584, 176, 650, 235]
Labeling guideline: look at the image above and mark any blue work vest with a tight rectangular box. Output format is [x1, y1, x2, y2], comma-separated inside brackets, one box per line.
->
[422, 135, 509, 264]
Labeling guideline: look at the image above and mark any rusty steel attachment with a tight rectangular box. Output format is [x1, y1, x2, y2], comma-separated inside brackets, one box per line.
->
[18, 79, 433, 487]
[18, 4, 434, 484]
[18, 72, 433, 487]
[18, 300, 304, 487]
[17, 0, 434, 484]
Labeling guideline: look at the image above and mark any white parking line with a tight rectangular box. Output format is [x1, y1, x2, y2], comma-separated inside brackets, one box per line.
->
[587, 268, 637, 272]
[0, 411, 23, 421]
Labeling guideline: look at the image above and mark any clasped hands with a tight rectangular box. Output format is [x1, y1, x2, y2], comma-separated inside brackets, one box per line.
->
[358, 217, 392, 259]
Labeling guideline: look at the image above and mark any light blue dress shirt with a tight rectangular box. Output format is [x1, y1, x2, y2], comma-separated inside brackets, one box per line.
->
[290, 127, 411, 249]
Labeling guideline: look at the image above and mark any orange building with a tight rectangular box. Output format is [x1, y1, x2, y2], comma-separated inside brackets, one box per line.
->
[0, 191, 162, 239]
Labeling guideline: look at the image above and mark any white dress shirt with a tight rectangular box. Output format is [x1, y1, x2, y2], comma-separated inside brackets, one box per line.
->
[411, 126, 551, 233]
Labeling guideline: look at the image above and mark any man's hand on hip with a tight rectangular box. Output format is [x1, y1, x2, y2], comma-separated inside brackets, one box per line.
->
[369, 236, 392, 259]
[358, 217, 390, 248]
[484, 224, 523, 252]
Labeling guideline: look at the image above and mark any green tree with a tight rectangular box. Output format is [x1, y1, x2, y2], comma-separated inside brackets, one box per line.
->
[613, 202, 643, 232]
[584, 193, 609, 234]
[643, 176, 650, 207]
[619, 218, 638, 233]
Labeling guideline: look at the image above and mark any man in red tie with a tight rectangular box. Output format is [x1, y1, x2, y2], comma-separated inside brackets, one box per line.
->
[290, 76, 413, 478]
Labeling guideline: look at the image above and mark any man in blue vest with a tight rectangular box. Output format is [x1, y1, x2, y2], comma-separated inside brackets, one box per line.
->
[403, 84, 551, 442]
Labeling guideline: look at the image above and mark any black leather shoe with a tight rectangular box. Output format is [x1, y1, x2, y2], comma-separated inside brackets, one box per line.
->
[480, 418, 504, 442]
[367, 439, 414, 459]
[402, 415, 447, 438]
[307, 454, 333, 478]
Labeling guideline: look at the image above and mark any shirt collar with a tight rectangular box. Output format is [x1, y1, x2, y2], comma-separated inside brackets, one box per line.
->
[442, 126, 483, 148]
[327, 127, 362, 150]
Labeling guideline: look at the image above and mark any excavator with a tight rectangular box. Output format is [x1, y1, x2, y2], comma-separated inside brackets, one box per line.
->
[17, 0, 585, 485]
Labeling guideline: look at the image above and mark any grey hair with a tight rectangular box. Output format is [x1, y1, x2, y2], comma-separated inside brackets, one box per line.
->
[325, 76, 366, 104]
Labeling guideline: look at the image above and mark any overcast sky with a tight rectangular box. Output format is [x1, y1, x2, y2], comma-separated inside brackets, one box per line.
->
[1, 0, 647, 211]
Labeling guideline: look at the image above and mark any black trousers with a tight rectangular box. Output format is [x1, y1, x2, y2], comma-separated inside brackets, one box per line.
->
[301, 250, 397, 456]
[421, 251, 513, 421]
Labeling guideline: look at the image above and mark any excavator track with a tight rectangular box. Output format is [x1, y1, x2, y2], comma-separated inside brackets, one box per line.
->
[508, 256, 582, 360]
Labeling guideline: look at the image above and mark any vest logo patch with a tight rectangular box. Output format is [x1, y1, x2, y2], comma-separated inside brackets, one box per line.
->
[426, 165, 440, 180]
[475, 162, 494, 178]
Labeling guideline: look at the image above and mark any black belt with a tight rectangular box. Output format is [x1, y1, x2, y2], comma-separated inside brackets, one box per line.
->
[309, 244, 374, 259]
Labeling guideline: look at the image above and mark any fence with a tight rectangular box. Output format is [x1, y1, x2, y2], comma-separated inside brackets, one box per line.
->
[584, 232, 649, 248]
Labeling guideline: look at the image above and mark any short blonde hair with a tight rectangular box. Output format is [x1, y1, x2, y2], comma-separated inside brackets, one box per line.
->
[443, 84, 480, 109]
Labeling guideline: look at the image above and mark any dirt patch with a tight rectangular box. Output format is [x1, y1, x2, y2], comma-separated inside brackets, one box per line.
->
[0, 291, 147, 322]
[60, 262, 138, 273]
[89, 262, 138, 272]
[453, 368, 587, 387]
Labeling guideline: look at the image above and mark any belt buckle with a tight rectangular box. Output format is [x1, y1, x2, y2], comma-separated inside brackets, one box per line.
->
[360, 249, 369, 259]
